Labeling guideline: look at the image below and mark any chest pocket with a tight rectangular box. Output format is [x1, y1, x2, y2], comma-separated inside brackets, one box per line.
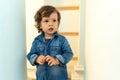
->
[50, 46, 59, 51]
[49, 46, 60, 57]
[37, 43, 45, 55]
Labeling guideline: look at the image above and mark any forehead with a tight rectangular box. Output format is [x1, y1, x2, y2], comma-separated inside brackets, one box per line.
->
[42, 12, 58, 19]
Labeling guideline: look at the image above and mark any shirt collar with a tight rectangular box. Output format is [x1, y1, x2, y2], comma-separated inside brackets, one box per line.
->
[37, 32, 59, 42]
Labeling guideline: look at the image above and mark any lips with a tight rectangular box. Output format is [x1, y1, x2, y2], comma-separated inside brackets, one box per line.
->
[48, 28, 54, 31]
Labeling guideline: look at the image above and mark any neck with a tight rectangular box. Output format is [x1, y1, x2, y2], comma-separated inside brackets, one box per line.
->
[45, 34, 53, 39]
[45, 36, 52, 39]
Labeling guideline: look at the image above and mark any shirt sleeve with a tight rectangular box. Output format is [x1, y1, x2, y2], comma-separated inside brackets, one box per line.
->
[27, 39, 39, 66]
[56, 37, 73, 65]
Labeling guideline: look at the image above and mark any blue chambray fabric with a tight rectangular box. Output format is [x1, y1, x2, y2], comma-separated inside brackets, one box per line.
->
[27, 32, 73, 80]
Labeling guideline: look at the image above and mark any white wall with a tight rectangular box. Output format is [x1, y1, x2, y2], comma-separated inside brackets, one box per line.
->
[0, 0, 26, 80]
[85, 0, 120, 80]
[59, 10, 80, 32]
[44, 0, 79, 6]
[25, 0, 44, 68]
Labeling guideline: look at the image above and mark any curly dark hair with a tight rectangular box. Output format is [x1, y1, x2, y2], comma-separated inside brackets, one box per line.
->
[34, 5, 61, 33]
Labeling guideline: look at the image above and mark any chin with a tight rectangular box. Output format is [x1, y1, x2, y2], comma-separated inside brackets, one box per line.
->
[47, 32, 54, 35]
[49, 31, 56, 34]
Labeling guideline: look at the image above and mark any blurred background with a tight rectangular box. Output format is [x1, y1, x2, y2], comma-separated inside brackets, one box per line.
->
[1, 0, 120, 80]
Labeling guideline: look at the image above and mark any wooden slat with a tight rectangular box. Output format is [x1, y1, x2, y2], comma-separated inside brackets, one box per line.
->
[60, 32, 79, 36]
[56, 6, 79, 11]
[72, 57, 78, 61]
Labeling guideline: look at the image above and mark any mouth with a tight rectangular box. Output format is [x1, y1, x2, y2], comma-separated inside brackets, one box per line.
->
[48, 28, 54, 31]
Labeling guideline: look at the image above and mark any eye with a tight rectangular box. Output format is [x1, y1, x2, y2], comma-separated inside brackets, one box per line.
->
[44, 20, 49, 23]
[53, 19, 57, 22]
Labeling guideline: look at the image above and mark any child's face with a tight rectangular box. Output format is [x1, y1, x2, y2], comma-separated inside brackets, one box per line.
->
[40, 12, 59, 37]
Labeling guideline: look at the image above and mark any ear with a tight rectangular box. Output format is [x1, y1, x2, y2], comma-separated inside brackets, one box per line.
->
[40, 26, 42, 29]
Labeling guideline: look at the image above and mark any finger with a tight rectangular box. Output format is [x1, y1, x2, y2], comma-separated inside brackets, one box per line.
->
[46, 57, 51, 62]
[39, 58, 45, 64]
[37, 58, 44, 64]
[48, 59, 53, 66]
[46, 55, 50, 57]
[42, 57, 46, 62]
[38, 55, 46, 62]
[46, 55, 53, 59]
[39, 61, 44, 65]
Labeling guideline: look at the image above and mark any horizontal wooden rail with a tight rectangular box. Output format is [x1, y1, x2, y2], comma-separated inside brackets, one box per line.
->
[56, 6, 79, 11]
[72, 57, 78, 61]
[60, 32, 79, 36]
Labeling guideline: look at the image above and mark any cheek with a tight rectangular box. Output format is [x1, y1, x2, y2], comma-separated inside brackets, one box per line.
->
[55, 24, 59, 29]
[41, 23, 47, 28]
[55, 22, 59, 26]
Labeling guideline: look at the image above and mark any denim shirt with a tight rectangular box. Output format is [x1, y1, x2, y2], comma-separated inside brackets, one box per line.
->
[27, 32, 73, 80]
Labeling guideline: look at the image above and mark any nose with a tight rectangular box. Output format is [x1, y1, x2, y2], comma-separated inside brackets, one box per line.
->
[48, 21, 53, 26]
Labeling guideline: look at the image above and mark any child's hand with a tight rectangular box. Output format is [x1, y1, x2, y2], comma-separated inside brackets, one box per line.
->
[36, 55, 46, 64]
[45, 55, 59, 66]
